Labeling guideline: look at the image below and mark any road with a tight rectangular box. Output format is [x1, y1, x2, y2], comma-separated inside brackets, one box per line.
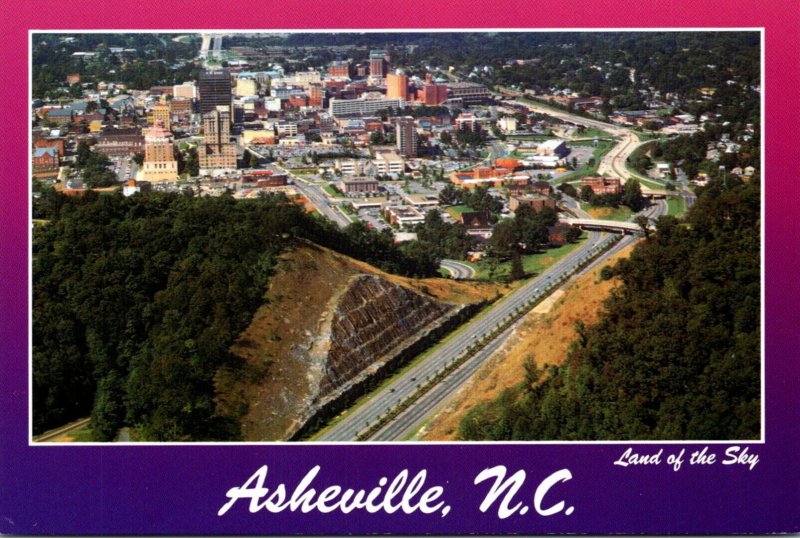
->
[291, 179, 352, 228]
[440, 259, 476, 279]
[508, 98, 659, 186]
[33, 417, 90, 442]
[508, 98, 628, 137]
[599, 132, 646, 183]
[316, 229, 618, 442]
[365, 198, 668, 442]
[259, 158, 352, 229]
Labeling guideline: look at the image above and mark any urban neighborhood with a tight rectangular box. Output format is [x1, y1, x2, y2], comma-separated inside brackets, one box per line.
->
[31, 32, 761, 443]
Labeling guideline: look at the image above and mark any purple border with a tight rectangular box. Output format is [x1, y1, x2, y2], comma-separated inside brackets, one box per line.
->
[2, 1, 799, 534]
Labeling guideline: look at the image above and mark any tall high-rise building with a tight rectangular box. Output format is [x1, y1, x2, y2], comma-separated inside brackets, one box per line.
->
[199, 106, 237, 172]
[136, 121, 178, 183]
[395, 117, 418, 158]
[386, 70, 408, 100]
[369, 50, 389, 78]
[198, 69, 232, 114]
[150, 98, 171, 130]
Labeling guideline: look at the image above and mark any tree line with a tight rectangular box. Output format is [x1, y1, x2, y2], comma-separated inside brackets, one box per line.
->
[33, 191, 439, 440]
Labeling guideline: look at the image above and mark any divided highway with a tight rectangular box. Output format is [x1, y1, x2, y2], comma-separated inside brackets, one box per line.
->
[316, 229, 617, 442]
[366, 199, 667, 442]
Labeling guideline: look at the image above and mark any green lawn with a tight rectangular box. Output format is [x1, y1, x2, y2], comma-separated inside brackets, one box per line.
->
[581, 204, 634, 222]
[322, 184, 341, 197]
[572, 127, 613, 139]
[667, 196, 686, 216]
[506, 134, 553, 141]
[468, 233, 588, 281]
[445, 205, 474, 219]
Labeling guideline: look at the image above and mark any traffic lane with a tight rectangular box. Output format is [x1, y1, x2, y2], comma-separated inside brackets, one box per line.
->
[326, 231, 609, 440]
[369, 233, 620, 441]
[317, 232, 609, 441]
[440, 259, 476, 279]
[371, 325, 514, 441]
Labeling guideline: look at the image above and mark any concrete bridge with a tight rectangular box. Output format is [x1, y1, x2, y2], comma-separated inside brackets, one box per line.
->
[563, 218, 644, 234]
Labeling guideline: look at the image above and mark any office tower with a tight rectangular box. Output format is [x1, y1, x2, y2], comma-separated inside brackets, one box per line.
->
[198, 69, 232, 114]
[199, 106, 237, 171]
[369, 50, 389, 78]
[386, 70, 408, 100]
[395, 117, 418, 157]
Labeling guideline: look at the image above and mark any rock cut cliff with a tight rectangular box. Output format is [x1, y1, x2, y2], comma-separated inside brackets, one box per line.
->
[221, 243, 499, 441]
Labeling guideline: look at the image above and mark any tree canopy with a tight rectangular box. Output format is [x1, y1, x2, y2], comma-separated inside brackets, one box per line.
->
[460, 178, 760, 440]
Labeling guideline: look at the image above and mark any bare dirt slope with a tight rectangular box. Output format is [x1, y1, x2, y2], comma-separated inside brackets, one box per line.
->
[420, 244, 636, 441]
[218, 241, 508, 441]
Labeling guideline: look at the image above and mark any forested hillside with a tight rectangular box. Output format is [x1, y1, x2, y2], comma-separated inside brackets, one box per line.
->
[460, 178, 760, 440]
[32, 191, 437, 441]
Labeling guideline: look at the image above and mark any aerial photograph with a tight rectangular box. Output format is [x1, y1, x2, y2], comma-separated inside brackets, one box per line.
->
[30, 31, 761, 443]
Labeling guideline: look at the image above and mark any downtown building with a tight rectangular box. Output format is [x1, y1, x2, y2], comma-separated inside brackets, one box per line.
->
[369, 50, 389, 78]
[386, 70, 408, 100]
[199, 106, 237, 173]
[136, 122, 178, 183]
[198, 69, 232, 114]
[447, 82, 491, 105]
[329, 95, 405, 118]
[395, 117, 418, 158]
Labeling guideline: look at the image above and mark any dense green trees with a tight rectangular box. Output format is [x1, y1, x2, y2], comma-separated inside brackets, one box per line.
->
[74, 142, 117, 187]
[459, 178, 760, 440]
[33, 192, 438, 440]
[580, 179, 644, 212]
[413, 210, 475, 260]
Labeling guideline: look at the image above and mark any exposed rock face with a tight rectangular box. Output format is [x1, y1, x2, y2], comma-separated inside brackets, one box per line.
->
[319, 275, 453, 397]
[233, 263, 461, 440]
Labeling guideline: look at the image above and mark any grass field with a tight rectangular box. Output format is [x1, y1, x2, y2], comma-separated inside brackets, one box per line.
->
[582, 204, 634, 222]
[322, 184, 341, 197]
[466, 233, 588, 281]
[445, 205, 475, 219]
[572, 127, 613, 139]
[667, 196, 687, 216]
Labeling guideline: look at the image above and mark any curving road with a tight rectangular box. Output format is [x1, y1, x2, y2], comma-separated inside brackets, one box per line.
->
[508, 98, 660, 187]
[440, 259, 476, 279]
[316, 229, 619, 442]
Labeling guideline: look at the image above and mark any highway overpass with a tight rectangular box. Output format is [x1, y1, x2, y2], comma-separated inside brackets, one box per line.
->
[563, 218, 644, 234]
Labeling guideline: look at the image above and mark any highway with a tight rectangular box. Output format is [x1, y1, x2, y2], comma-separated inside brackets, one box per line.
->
[440, 259, 476, 279]
[33, 417, 90, 443]
[508, 98, 628, 137]
[508, 98, 661, 187]
[316, 228, 617, 442]
[364, 198, 668, 442]
[291, 178, 353, 228]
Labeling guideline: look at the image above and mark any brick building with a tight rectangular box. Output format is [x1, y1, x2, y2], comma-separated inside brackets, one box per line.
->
[509, 194, 556, 213]
[581, 176, 622, 195]
[32, 147, 60, 177]
[95, 127, 145, 157]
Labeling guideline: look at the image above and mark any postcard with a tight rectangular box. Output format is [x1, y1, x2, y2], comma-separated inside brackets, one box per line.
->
[1, 0, 798, 534]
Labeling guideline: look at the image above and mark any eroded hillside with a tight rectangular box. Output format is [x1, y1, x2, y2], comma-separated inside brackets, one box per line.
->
[217, 241, 506, 441]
